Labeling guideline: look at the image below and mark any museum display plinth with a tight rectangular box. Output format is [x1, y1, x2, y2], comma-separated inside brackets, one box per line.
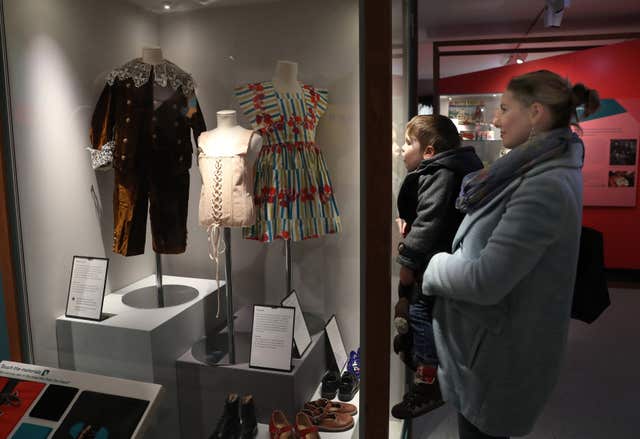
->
[56, 275, 225, 439]
[176, 305, 327, 439]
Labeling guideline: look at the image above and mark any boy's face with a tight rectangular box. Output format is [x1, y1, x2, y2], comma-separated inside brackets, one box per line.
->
[401, 132, 435, 171]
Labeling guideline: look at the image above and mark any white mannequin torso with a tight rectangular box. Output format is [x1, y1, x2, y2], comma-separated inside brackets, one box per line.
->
[272, 60, 303, 95]
[198, 110, 262, 164]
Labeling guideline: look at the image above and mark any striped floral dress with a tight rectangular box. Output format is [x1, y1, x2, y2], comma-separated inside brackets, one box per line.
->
[235, 81, 341, 242]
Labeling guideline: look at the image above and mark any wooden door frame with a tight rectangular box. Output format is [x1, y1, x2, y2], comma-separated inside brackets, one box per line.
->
[360, 0, 392, 437]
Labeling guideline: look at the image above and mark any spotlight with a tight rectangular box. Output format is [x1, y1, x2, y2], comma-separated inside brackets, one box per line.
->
[516, 57, 525, 64]
[544, 0, 570, 27]
[163, 2, 171, 10]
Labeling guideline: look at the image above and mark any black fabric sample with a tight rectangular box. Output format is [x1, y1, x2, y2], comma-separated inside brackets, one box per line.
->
[29, 384, 79, 421]
[53, 390, 149, 439]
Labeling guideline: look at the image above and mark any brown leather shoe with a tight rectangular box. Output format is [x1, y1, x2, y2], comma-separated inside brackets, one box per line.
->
[305, 398, 358, 416]
[302, 406, 354, 432]
[294, 412, 320, 439]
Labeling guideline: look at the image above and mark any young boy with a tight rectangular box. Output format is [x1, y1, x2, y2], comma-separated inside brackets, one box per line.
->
[392, 115, 483, 419]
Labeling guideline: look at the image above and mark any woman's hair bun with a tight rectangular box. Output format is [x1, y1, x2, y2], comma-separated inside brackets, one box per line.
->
[571, 83, 600, 119]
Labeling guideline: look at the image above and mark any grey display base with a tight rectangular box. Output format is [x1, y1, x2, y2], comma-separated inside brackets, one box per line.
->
[122, 285, 199, 308]
[56, 275, 225, 439]
[177, 306, 328, 439]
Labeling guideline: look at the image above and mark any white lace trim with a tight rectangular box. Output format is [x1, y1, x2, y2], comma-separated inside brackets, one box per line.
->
[105, 58, 196, 95]
[87, 141, 115, 170]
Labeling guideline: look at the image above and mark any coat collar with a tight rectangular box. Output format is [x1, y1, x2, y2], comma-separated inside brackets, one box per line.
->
[452, 136, 584, 249]
[105, 58, 196, 95]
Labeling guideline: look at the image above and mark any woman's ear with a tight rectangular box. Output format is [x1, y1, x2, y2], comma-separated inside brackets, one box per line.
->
[529, 102, 551, 130]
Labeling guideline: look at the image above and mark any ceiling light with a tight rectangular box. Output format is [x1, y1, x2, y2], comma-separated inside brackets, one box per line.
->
[163, 2, 171, 10]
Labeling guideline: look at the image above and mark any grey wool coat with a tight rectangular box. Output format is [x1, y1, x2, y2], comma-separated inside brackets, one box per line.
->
[423, 135, 584, 436]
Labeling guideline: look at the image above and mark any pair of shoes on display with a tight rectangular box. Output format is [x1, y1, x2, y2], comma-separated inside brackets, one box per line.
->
[209, 394, 257, 439]
[300, 398, 356, 433]
[269, 410, 320, 438]
[390, 377, 445, 420]
[346, 348, 360, 379]
[321, 369, 359, 401]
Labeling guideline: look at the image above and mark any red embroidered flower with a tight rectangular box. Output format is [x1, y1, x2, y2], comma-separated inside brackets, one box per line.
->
[248, 83, 264, 92]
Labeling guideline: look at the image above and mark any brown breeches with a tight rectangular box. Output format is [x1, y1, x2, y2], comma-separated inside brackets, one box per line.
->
[113, 168, 190, 256]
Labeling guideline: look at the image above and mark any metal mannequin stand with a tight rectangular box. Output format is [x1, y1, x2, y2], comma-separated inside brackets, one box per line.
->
[224, 227, 236, 364]
[122, 253, 198, 309]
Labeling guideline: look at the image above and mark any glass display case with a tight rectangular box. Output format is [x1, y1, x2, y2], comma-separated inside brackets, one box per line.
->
[440, 93, 505, 165]
[0, 0, 395, 437]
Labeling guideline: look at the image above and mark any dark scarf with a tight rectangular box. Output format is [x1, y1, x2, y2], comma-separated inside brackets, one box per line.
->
[456, 127, 574, 214]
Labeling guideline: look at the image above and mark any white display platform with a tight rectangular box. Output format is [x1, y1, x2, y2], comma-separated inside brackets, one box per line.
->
[0, 360, 161, 438]
[255, 383, 360, 438]
[56, 275, 224, 439]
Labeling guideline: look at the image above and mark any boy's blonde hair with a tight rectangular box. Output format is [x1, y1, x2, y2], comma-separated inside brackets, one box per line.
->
[406, 115, 461, 153]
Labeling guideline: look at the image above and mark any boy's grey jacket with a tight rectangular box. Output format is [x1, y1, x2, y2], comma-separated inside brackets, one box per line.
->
[423, 135, 584, 436]
[397, 146, 483, 273]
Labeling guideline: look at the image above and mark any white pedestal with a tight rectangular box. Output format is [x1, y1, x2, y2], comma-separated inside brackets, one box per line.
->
[0, 360, 162, 439]
[56, 275, 224, 439]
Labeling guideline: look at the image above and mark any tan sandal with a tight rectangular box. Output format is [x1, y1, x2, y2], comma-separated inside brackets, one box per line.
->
[302, 407, 354, 432]
[305, 398, 358, 416]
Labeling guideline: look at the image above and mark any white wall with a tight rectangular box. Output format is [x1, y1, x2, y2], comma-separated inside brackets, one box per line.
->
[4, 0, 159, 366]
[158, 0, 361, 349]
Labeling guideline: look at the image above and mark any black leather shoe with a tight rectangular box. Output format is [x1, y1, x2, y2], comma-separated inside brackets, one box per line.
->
[209, 393, 241, 439]
[240, 395, 258, 438]
[338, 371, 360, 402]
[321, 370, 340, 399]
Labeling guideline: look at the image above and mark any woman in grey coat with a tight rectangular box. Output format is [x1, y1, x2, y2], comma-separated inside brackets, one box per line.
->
[423, 70, 600, 438]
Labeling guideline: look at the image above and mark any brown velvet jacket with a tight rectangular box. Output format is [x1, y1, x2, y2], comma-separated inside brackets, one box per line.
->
[89, 58, 206, 173]
[88, 59, 206, 256]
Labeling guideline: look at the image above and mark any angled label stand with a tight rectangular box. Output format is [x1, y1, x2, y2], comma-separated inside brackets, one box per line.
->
[281, 290, 312, 358]
[324, 315, 348, 373]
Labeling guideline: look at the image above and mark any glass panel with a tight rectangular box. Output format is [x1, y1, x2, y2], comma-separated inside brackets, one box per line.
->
[390, 0, 411, 437]
[1, 0, 361, 436]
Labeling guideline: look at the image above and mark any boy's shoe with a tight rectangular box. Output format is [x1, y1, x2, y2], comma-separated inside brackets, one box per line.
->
[390, 381, 444, 419]
[321, 370, 340, 399]
[209, 393, 241, 439]
[240, 395, 258, 438]
[338, 371, 359, 402]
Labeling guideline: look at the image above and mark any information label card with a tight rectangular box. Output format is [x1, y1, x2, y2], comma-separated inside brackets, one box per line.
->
[281, 290, 312, 358]
[65, 256, 108, 321]
[249, 305, 295, 372]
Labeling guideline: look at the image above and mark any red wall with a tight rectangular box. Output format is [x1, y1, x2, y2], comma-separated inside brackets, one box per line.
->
[440, 39, 640, 269]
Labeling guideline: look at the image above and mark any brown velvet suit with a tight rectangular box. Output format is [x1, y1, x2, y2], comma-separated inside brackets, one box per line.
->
[89, 59, 206, 256]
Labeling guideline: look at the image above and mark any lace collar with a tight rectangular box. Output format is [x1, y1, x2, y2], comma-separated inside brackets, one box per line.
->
[105, 58, 196, 95]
